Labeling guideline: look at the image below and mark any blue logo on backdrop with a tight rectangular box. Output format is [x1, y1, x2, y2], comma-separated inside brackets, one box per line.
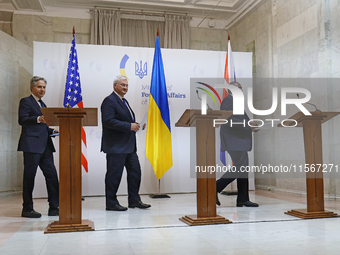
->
[135, 60, 147, 79]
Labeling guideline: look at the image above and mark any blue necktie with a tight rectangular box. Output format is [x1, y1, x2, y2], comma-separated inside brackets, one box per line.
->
[38, 99, 46, 108]
[122, 98, 134, 121]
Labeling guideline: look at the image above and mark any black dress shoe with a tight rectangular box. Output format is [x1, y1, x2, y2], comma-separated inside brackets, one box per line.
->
[128, 201, 151, 209]
[236, 201, 259, 207]
[21, 210, 42, 218]
[48, 208, 59, 216]
[216, 192, 221, 206]
[106, 204, 128, 211]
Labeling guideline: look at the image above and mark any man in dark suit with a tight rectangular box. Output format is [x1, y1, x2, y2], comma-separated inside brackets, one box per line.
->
[18, 76, 59, 218]
[101, 75, 150, 211]
[216, 81, 258, 207]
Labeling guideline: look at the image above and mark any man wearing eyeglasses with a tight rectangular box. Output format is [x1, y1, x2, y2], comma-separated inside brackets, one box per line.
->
[101, 75, 150, 211]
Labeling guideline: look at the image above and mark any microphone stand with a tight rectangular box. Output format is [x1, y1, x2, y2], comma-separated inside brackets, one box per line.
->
[296, 93, 321, 112]
[196, 90, 212, 110]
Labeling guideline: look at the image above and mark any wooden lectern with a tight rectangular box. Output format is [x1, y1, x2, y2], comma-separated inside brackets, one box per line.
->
[176, 109, 232, 225]
[41, 108, 97, 233]
[280, 111, 340, 219]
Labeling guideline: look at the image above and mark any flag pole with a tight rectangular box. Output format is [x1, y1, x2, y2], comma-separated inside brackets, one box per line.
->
[221, 33, 238, 196]
[149, 28, 171, 199]
[72, 26, 86, 201]
[149, 179, 170, 199]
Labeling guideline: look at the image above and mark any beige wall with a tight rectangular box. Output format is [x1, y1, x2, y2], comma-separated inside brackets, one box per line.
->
[12, 14, 91, 48]
[0, 30, 32, 192]
[227, 0, 340, 197]
[190, 27, 228, 51]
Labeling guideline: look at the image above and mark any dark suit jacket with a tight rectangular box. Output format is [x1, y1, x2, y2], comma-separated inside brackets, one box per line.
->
[101, 92, 136, 154]
[220, 94, 252, 152]
[17, 95, 55, 153]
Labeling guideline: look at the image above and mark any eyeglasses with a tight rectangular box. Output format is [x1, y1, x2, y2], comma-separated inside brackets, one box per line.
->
[119, 84, 128, 88]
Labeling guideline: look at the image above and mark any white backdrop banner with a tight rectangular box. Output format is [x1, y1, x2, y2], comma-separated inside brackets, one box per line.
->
[32, 42, 252, 197]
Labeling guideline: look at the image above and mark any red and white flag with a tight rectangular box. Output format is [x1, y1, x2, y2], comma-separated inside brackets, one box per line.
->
[220, 34, 236, 166]
[224, 34, 236, 84]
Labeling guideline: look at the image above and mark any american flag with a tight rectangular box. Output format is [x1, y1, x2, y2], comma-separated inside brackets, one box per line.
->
[63, 29, 88, 172]
[64, 32, 82, 108]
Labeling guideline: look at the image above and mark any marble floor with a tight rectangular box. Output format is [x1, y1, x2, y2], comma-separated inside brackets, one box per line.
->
[1, 190, 340, 255]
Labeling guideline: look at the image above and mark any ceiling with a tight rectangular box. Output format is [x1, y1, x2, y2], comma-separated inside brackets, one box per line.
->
[1, 0, 264, 28]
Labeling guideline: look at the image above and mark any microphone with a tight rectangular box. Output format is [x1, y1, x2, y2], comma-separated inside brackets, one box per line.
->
[196, 90, 212, 110]
[297, 93, 320, 112]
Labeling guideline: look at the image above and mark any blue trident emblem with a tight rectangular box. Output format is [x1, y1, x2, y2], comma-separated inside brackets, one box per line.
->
[135, 61, 147, 79]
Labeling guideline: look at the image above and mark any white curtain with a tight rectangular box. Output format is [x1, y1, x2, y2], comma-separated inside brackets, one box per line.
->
[91, 10, 190, 49]
[90, 9, 122, 45]
[164, 15, 190, 49]
[121, 18, 165, 48]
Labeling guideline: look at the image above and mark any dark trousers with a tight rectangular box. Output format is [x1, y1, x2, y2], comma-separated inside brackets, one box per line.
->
[105, 152, 141, 207]
[216, 151, 249, 203]
[22, 146, 59, 211]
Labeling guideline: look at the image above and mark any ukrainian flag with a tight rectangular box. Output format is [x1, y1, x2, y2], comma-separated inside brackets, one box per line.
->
[146, 35, 173, 179]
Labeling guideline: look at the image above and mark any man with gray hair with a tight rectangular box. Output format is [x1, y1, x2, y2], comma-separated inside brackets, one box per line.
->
[101, 75, 150, 211]
[18, 76, 59, 218]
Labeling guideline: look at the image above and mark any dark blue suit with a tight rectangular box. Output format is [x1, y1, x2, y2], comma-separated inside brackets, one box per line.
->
[217, 94, 252, 203]
[101, 92, 141, 207]
[18, 95, 59, 212]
